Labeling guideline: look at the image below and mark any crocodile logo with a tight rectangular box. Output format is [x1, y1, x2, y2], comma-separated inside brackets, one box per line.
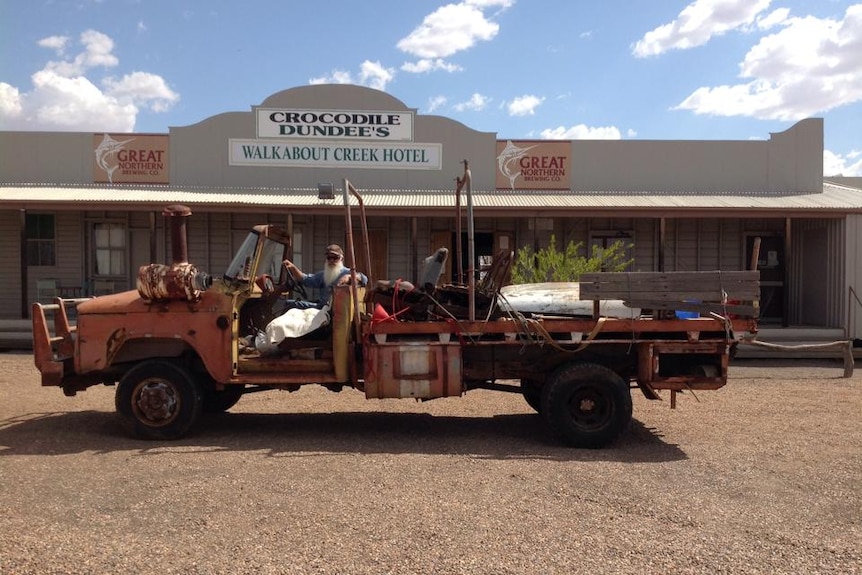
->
[496, 140, 537, 190]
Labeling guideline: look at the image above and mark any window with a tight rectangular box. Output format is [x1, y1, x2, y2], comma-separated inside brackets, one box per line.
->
[26, 214, 56, 266]
[292, 230, 303, 271]
[93, 223, 126, 275]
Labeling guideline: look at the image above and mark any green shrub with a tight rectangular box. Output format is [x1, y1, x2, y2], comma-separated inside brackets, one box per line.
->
[511, 234, 633, 284]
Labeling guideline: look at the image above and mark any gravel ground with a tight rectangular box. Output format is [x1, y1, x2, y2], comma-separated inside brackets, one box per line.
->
[0, 351, 859, 575]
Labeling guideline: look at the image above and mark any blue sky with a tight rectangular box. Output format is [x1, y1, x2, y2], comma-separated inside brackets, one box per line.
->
[2, 0, 861, 176]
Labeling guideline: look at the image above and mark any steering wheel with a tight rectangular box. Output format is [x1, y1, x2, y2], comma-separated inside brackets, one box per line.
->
[281, 264, 309, 301]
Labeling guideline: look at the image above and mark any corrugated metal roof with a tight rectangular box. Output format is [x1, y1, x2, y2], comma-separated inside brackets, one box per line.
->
[2, 182, 861, 213]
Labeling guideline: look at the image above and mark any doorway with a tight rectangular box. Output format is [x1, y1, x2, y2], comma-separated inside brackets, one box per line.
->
[746, 235, 784, 323]
[451, 232, 494, 285]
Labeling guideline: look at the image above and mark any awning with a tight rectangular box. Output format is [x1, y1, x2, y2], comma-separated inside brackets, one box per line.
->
[2, 182, 861, 216]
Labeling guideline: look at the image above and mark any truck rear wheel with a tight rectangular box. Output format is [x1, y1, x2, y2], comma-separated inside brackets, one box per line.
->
[541, 362, 632, 448]
[116, 360, 202, 440]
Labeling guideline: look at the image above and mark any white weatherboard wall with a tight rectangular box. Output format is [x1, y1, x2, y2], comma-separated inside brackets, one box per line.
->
[848, 214, 862, 340]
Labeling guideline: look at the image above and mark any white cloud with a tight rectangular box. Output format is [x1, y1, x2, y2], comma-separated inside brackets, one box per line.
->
[453, 93, 490, 112]
[507, 95, 544, 116]
[45, 30, 119, 77]
[675, 5, 862, 120]
[398, 2, 498, 57]
[540, 124, 622, 139]
[824, 149, 862, 176]
[309, 70, 352, 85]
[309, 60, 396, 91]
[102, 72, 179, 113]
[0, 30, 178, 131]
[401, 59, 462, 73]
[21, 71, 138, 131]
[0, 83, 23, 117]
[426, 95, 448, 113]
[633, 0, 772, 57]
[756, 7, 789, 30]
[398, 0, 512, 73]
[359, 61, 395, 91]
[38, 35, 69, 53]
[466, 0, 514, 9]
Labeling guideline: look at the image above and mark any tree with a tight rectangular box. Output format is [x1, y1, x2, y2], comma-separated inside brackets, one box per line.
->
[511, 235, 633, 284]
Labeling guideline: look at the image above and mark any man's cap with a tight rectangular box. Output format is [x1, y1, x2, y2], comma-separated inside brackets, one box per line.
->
[325, 244, 344, 257]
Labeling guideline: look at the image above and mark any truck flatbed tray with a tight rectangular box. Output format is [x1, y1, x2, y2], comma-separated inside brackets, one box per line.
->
[365, 316, 757, 337]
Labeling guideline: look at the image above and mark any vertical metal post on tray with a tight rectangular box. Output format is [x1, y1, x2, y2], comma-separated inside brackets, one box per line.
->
[463, 161, 475, 321]
[342, 179, 365, 349]
[454, 166, 465, 285]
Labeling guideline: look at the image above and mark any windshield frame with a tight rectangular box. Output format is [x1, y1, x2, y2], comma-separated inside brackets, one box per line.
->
[223, 226, 289, 286]
[224, 232, 260, 282]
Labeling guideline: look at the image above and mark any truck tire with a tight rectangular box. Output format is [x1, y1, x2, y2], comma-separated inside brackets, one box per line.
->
[520, 378, 543, 413]
[116, 360, 203, 440]
[540, 362, 632, 448]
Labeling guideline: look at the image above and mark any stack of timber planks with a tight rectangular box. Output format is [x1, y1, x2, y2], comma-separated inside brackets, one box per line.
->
[578, 271, 760, 318]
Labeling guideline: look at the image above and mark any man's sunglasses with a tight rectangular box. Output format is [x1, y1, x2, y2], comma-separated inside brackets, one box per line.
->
[325, 254, 342, 261]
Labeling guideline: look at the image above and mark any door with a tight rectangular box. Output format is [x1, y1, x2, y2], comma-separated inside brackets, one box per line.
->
[747, 235, 784, 323]
[800, 228, 828, 325]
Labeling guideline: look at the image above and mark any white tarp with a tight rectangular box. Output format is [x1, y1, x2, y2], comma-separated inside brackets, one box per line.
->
[258, 305, 331, 351]
[499, 282, 640, 319]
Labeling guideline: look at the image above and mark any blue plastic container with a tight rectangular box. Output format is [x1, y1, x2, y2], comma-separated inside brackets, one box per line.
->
[675, 300, 700, 319]
[675, 310, 699, 319]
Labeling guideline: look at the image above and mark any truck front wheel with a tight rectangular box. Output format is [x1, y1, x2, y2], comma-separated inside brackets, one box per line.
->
[541, 362, 632, 448]
[116, 361, 203, 440]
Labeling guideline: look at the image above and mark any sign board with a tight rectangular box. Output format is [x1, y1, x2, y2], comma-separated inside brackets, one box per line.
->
[496, 140, 571, 190]
[93, 133, 169, 184]
[257, 108, 414, 142]
[229, 139, 441, 170]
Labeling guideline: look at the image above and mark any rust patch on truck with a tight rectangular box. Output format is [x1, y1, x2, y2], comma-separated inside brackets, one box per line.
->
[104, 327, 127, 366]
[136, 262, 210, 302]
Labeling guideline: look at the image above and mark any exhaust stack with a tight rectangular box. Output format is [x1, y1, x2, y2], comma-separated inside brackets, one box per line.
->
[164, 204, 192, 264]
[137, 205, 212, 302]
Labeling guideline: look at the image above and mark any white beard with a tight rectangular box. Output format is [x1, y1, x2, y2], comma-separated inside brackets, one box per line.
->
[323, 262, 343, 286]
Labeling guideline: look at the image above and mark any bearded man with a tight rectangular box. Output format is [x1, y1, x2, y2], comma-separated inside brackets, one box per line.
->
[275, 244, 368, 314]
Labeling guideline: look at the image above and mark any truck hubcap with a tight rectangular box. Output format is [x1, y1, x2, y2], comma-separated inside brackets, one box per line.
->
[569, 387, 610, 430]
[133, 380, 178, 424]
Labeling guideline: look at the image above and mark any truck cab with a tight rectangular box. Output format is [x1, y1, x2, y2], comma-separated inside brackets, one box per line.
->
[33, 211, 365, 439]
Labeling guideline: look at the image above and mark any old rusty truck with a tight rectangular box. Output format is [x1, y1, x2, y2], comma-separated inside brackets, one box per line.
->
[32, 188, 760, 448]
